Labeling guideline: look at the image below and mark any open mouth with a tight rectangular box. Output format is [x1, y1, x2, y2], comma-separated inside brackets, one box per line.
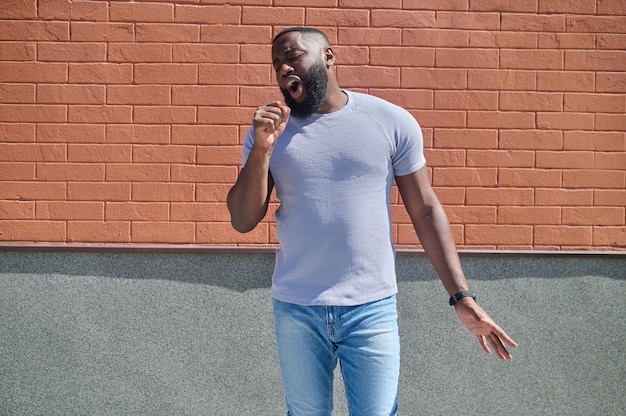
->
[284, 75, 304, 100]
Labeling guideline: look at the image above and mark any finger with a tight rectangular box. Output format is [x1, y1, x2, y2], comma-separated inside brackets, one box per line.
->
[488, 333, 513, 360]
[476, 334, 492, 355]
[481, 317, 518, 348]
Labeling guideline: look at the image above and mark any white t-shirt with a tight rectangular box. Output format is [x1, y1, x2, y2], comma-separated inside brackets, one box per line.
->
[242, 91, 426, 306]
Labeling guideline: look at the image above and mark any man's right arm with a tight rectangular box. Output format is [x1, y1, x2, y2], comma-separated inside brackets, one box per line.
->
[227, 102, 291, 233]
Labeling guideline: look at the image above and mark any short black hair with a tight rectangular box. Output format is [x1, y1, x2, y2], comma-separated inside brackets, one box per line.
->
[273, 27, 330, 46]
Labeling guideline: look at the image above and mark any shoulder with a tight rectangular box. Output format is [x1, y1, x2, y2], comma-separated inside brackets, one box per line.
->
[348, 91, 419, 128]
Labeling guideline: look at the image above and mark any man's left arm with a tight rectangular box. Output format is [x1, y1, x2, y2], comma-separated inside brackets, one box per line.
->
[395, 166, 518, 360]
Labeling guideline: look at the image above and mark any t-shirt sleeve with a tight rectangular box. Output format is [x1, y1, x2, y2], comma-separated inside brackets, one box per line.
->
[241, 127, 254, 168]
[390, 108, 427, 176]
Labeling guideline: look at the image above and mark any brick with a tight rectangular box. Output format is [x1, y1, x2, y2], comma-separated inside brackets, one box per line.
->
[110, 2, 174, 22]
[598, 34, 626, 50]
[172, 86, 239, 106]
[37, 42, 106, 62]
[370, 47, 434, 67]
[370, 10, 435, 28]
[136, 23, 200, 42]
[563, 170, 625, 189]
[174, 44, 239, 63]
[594, 190, 626, 207]
[106, 202, 169, 221]
[536, 151, 594, 169]
[37, 0, 70, 20]
[0, 181, 66, 200]
[337, 28, 402, 46]
[172, 125, 239, 145]
[566, 16, 626, 34]
[539, 0, 596, 14]
[36, 201, 104, 221]
[565, 51, 626, 71]
[0, 62, 67, 83]
[170, 165, 238, 183]
[564, 131, 625, 151]
[435, 91, 497, 110]
[465, 225, 533, 245]
[432, 167, 497, 186]
[534, 226, 593, 247]
[0, 104, 66, 123]
[0, 42, 36, 60]
[469, 31, 537, 48]
[538, 33, 596, 49]
[593, 227, 626, 248]
[403, 0, 468, 11]
[535, 188, 593, 206]
[466, 187, 534, 206]
[0, 143, 65, 162]
[501, 13, 566, 32]
[404, 30, 467, 48]
[498, 206, 561, 225]
[0, 84, 35, 104]
[501, 50, 563, 70]
[432, 187, 466, 204]
[68, 182, 131, 201]
[239, 86, 283, 108]
[537, 71, 595, 92]
[67, 221, 130, 243]
[0, 221, 66, 242]
[536, 113, 595, 131]
[134, 64, 197, 84]
[423, 149, 465, 167]
[108, 43, 173, 63]
[197, 222, 270, 245]
[434, 129, 498, 149]
[107, 85, 171, 106]
[444, 206, 497, 225]
[0, 162, 35, 180]
[176, 5, 240, 24]
[198, 107, 253, 125]
[0, 123, 35, 142]
[200, 25, 271, 44]
[598, 0, 626, 14]
[0, 21, 68, 41]
[410, 110, 466, 128]
[133, 106, 196, 125]
[69, 63, 133, 84]
[197, 184, 232, 202]
[467, 150, 535, 168]
[471, 0, 538, 12]
[595, 152, 626, 170]
[468, 111, 535, 129]
[499, 130, 562, 150]
[500, 92, 563, 112]
[199, 64, 270, 85]
[132, 222, 196, 244]
[38, 84, 106, 105]
[132, 182, 194, 202]
[70, 22, 134, 42]
[280, 0, 337, 5]
[0, 0, 37, 19]
[402, 68, 467, 89]
[436, 48, 499, 68]
[563, 207, 625, 226]
[70, 0, 108, 22]
[243, 6, 304, 25]
[0, 201, 35, 220]
[368, 89, 433, 110]
[171, 202, 230, 222]
[498, 169, 562, 187]
[337, 66, 401, 88]
[564, 93, 626, 113]
[68, 144, 131, 163]
[133, 144, 195, 164]
[595, 113, 626, 131]
[197, 145, 242, 166]
[106, 125, 171, 144]
[436, 11, 500, 30]
[36, 163, 105, 181]
[105, 164, 170, 182]
[68, 105, 132, 124]
[467, 69, 536, 91]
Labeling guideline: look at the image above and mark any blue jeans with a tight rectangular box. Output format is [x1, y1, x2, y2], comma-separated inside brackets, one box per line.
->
[273, 296, 400, 416]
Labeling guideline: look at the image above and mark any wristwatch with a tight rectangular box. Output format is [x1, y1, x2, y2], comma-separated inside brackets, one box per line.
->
[449, 290, 476, 306]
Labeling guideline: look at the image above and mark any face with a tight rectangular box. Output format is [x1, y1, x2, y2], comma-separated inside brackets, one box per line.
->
[272, 32, 329, 119]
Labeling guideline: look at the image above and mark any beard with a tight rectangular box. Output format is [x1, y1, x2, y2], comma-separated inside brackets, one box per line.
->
[280, 61, 328, 119]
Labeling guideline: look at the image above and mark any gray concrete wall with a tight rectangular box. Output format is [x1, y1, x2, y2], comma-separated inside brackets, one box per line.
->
[1, 250, 624, 416]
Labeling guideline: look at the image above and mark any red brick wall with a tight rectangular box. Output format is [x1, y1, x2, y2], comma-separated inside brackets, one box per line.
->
[1, 0, 624, 250]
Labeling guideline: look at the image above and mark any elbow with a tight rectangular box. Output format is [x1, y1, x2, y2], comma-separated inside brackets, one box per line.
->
[230, 218, 256, 234]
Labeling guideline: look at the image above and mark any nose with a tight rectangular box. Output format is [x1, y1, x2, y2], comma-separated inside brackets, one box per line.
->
[278, 62, 294, 78]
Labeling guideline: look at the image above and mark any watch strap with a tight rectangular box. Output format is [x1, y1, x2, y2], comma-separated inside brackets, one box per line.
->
[449, 290, 476, 306]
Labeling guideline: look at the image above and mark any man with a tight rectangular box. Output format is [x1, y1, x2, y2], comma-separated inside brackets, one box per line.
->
[227, 27, 517, 416]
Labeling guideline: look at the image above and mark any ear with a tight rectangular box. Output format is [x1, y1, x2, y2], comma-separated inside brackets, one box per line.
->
[323, 47, 336, 67]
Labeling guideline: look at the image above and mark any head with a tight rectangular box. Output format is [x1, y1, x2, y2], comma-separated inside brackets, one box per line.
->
[271, 27, 336, 118]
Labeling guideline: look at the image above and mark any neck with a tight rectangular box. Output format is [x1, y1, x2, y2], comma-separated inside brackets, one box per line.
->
[317, 84, 347, 114]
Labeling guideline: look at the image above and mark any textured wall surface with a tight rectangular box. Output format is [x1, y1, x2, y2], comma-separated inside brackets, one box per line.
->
[1, 250, 624, 415]
[0, 0, 625, 250]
